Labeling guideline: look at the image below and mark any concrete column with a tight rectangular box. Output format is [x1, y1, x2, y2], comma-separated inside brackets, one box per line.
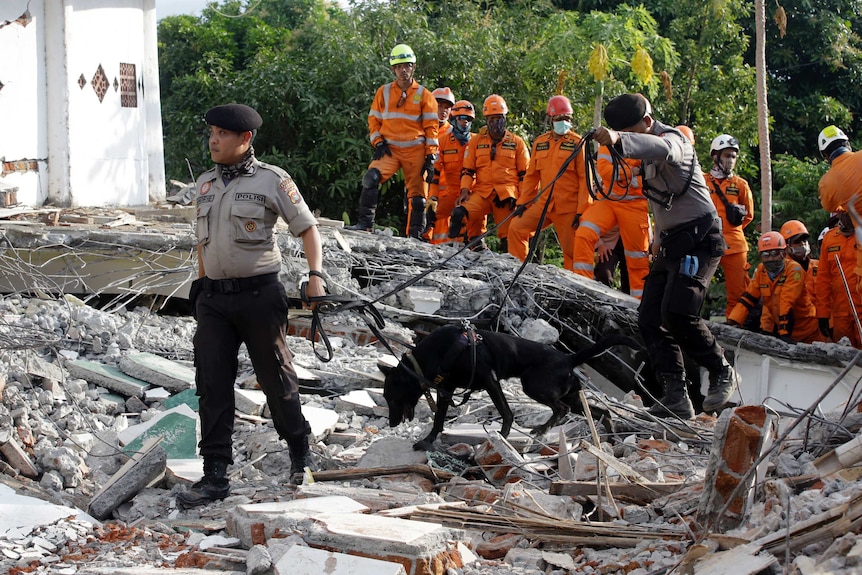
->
[44, 0, 71, 206]
[142, 0, 166, 202]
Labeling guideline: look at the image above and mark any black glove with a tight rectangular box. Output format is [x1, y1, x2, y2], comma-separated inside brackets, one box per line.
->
[513, 204, 527, 218]
[423, 154, 437, 184]
[372, 141, 392, 161]
[493, 196, 517, 210]
[573, 213, 582, 227]
[818, 318, 834, 339]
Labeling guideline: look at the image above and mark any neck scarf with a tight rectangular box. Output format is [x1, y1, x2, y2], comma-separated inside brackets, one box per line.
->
[220, 146, 256, 184]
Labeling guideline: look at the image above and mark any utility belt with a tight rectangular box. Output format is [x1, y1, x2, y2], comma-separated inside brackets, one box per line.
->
[660, 212, 723, 260]
[201, 272, 279, 294]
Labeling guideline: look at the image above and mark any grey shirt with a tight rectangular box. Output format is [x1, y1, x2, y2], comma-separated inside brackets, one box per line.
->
[616, 121, 717, 245]
[195, 160, 318, 280]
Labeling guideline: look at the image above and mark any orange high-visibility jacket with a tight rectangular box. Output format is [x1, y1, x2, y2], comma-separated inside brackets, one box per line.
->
[368, 81, 439, 157]
[430, 126, 469, 198]
[819, 150, 862, 214]
[704, 173, 754, 255]
[596, 146, 645, 202]
[730, 258, 820, 342]
[816, 228, 861, 319]
[519, 131, 588, 216]
[460, 128, 530, 201]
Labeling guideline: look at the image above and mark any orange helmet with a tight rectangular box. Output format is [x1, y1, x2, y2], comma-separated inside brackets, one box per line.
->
[779, 220, 809, 242]
[432, 87, 455, 106]
[547, 95, 573, 117]
[451, 100, 476, 119]
[758, 231, 787, 252]
[676, 125, 695, 144]
[482, 94, 508, 116]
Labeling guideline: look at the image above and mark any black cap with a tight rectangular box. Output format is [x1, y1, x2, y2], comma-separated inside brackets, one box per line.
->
[604, 93, 649, 130]
[205, 104, 262, 132]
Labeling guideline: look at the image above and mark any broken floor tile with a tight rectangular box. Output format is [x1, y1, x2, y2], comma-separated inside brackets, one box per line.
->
[120, 408, 200, 460]
[274, 544, 407, 575]
[88, 436, 167, 520]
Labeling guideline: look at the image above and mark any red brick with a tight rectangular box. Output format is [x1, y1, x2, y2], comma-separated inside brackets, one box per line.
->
[475, 533, 523, 559]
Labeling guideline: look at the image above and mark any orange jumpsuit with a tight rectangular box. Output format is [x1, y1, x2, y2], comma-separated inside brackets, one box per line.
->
[459, 127, 530, 240]
[571, 148, 650, 297]
[818, 150, 862, 294]
[704, 173, 755, 318]
[816, 227, 862, 347]
[507, 130, 589, 270]
[428, 123, 468, 244]
[729, 258, 823, 343]
[367, 80, 439, 228]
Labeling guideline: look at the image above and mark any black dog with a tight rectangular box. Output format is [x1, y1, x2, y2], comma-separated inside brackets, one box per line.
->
[382, 324, 642, 451]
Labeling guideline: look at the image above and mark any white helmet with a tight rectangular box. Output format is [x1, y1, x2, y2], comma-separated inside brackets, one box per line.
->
[710, 134, 740, 155]
[818, 227, 830, 243]
[818, 125, 849, 153]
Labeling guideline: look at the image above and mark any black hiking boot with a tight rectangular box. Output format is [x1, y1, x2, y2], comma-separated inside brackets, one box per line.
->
[177, 458, 231, 508]
[647, 373, 695, 419]
[703, 360, 740, 412]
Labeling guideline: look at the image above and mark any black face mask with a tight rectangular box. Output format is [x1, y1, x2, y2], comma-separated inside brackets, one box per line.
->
[763, 259, 785, 276]
[487, 117, 506, 140]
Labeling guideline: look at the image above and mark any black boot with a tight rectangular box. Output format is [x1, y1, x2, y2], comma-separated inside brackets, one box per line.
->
[176, 457, 231, 508]
[346, 169, 380, 231]
[407, 197, 427, 240]
[647, 373, 695, 419]
[703, 358, 740, 412]
[448, 206, 468, 240]
[287, 434, 310, 485]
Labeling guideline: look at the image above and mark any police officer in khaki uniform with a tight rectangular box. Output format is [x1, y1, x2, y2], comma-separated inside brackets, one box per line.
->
[178, 104, 325, 507]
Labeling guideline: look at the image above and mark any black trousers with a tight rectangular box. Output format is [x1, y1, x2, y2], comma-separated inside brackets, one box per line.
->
[193, 278, 308, 463]
[638, 228, 726, 380]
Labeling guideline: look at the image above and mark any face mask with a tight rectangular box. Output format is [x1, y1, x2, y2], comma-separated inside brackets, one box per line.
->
[452, 120, 472, 144]
[487, 117, 506, 140]
[787, 242, 810, 260]
[553, 120, 572, 136]
[763, 259, 785, 276]
[839, 215, 854, 235]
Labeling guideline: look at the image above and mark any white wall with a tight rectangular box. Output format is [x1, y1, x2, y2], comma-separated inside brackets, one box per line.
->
[0, 0, 165, 207]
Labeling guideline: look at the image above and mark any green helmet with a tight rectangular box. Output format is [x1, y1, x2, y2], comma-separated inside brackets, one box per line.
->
[389, 44, 416, 66]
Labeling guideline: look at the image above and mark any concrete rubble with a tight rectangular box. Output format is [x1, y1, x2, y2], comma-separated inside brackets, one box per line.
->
[0, 214, 859, 574]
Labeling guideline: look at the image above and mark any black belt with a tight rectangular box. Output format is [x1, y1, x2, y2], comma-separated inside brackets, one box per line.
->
[201, 273, 279, 294]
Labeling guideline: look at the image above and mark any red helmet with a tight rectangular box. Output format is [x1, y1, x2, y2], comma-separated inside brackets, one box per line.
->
[482, 94, 508, 116]
[758, 231, 787, 252]
[779, 220, 809, 242]
[547, 95, 573, 117]
[431, 87, 455, 106]
[451, 100, 475, 119]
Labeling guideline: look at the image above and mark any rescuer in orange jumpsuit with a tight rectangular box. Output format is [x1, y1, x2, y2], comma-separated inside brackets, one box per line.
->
[507, 95, 589, 269]
[421, 87, 456, 241]
[817, 125, 862, 294]
[704, 134, 755, 319]
[427, 99, 474, 244]
[728, 232, 823, 344]
[815, 211, 862, 348]
[570, 145, 650, 297]
[346, 44, 439, 239]
[449, 94, 530, 251]
[780, 219, 818, 298]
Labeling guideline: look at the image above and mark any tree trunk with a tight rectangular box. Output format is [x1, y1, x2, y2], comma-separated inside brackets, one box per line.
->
[755, 0, 773, 232]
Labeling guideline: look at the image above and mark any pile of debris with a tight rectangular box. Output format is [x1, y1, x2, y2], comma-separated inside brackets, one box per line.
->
[0, 220, 860, 575]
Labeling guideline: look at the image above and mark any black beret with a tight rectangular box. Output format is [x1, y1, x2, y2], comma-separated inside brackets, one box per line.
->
[604, 93, 649, 130]
[205, 104, 262, 132]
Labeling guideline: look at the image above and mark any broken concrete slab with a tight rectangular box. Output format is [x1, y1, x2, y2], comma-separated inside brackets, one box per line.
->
[66, 358, 150, 397]
[118, 351, 194, 392]
[235, 388, 266, 416]
[288, 512, 468, 575]
[0, 483, 97, 539]
[24, 355, 64, 382]
[440, 423, 534, 451]
[274, 544, 407, 575]
[335, 389, 387, 417]
[356, 437, 427, 468]
[88, 437, 167, 520]
[294, 483, 445, 513]
[302, 405, 339, 441]
[162, 387, 199, 410]
[0, 436, 38, 478]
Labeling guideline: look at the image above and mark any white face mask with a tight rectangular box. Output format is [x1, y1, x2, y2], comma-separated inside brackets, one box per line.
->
[553, 120, 572, 135]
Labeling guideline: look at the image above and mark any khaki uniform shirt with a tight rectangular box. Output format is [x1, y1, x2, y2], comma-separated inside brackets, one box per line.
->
[195, 160, 318, 280]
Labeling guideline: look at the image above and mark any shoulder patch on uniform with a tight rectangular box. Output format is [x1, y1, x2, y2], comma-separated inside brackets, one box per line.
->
[244, 220, 257, 233]
[536, 141, 550, 151]
[791, 270, 802, 281]
[501, 141, 517, 150]
[279, 178, 302, 204]
[413, 93, 422, 105]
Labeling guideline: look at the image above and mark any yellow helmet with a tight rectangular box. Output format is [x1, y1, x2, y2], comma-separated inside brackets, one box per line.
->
[389, 44, 416, 66]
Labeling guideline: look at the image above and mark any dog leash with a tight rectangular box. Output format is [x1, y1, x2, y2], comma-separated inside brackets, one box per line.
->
[300, 271, 387, 362]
